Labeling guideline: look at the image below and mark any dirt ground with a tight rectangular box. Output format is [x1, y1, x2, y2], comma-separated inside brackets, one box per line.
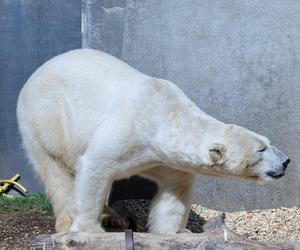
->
[1, 202, 300, 249]
[0, 211, 55, 250]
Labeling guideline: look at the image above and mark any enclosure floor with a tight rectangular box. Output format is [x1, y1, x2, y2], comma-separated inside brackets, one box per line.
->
[1, 203, 299, 249]
[0, 211, 55, 250]
[192, 204, 300, 242]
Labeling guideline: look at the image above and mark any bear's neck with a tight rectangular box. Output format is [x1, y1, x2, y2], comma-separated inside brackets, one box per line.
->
[153, 102, 226, 171]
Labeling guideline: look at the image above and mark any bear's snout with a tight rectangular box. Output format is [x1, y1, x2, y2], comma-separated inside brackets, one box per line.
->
[266, 159, 290, 179]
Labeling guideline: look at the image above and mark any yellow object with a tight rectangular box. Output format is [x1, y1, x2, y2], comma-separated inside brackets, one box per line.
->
[0, 173, 28, 195]
[0, 173, 20, 192]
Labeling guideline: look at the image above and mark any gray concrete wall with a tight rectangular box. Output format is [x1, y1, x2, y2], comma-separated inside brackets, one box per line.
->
[1, 0, 299, 211]
[83, 0, 300, 211]
[0, 0, 81, 193]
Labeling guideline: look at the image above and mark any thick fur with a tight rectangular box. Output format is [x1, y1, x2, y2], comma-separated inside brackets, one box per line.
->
[17, 49, 289, 233]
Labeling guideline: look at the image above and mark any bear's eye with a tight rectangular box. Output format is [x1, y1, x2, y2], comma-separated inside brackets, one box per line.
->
[257, 146, 267, 153]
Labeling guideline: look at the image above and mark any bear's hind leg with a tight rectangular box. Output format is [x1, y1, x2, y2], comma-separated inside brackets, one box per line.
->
[146, 168, 194, 233]
[45, 162, 75, 232]
[26, 145, 75, 232]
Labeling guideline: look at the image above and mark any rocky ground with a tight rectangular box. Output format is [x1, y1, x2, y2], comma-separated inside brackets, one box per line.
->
[111, 199, 300, 242]
[0, 211, 55, 250]
[1, 198, 300, 249]
[192, 204, 300, 242]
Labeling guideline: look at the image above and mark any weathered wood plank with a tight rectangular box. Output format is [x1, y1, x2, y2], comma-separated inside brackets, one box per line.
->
[29, 232, 300, 250]
[29, 214, 300, 250]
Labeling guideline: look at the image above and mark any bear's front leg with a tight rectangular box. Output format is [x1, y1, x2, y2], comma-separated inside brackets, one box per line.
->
[70, 154, 112, 233]
[147, 169, 194, 233]
[69, 119, 131, 233]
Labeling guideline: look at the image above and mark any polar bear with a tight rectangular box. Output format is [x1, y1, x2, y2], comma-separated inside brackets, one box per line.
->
[17, 49, 290, 233]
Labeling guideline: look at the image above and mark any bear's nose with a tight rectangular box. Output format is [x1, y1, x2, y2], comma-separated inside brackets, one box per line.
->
[283, 159, 290, 171]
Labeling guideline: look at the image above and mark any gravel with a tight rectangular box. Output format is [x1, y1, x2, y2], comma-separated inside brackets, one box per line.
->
[113, 199, 300, 242]
[0, 211, 55, 250]
[192, 204, 300, 242]
[0, 200, 299, 249]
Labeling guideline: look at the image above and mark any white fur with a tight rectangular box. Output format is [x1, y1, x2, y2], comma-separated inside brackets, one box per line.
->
[17, 49, 288, 233]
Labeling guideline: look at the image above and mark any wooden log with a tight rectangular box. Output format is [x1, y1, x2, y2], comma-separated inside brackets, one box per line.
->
[30, 214, 300, 250]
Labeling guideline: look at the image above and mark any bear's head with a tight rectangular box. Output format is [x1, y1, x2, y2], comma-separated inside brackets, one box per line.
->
[202, 124, 290, 182]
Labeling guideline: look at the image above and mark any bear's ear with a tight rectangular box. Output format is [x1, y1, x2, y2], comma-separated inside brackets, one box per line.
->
[209, 143, 227, 164]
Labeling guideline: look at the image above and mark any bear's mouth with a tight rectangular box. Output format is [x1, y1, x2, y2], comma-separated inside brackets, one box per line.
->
[266, 171, 285, 179]
[247, 175, 260, 180]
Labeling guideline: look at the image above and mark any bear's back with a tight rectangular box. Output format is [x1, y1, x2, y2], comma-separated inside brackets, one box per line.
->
[17, 49, 150, 163]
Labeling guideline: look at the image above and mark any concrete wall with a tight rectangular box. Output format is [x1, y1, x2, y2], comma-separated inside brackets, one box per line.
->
[1, 0, 299, 211]
[0, 0, 81, 193]
[83, 0, 300, 211]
